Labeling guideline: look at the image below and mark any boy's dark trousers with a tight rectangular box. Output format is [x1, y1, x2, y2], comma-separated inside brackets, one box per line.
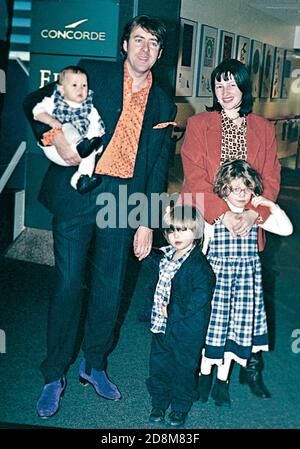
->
[146, 304, 210, 413]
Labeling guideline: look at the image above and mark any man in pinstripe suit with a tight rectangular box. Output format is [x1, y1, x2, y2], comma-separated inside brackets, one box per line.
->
[24, 15, 176, 418]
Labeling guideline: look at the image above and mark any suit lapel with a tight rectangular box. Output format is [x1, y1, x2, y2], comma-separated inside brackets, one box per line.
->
[82, 60, 124, 133]
[172, 246, 198, 290]
[97, 63, 123, 133]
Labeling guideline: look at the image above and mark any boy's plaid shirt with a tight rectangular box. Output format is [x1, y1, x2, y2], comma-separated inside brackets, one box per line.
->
[150, 244, 194, 334]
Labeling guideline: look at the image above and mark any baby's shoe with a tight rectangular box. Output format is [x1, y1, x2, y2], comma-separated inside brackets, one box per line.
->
[77, 137, 102, 158]
[76, 174, 102, 194]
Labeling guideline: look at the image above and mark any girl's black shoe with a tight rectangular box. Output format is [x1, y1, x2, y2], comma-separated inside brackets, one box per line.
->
[239, 353, 271, 398]
[211, 378, 231, 407]
[198, 373, 213, 403]
[239, 367, 271, 398]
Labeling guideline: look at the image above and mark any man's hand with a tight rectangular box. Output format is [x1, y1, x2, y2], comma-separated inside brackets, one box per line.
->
[52, 133, 81, 165]
[133, 226, 153, 261]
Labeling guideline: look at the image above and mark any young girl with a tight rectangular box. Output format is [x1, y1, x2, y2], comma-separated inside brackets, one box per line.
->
[199, 159, 293, 407]
[145, 205, 215, 427]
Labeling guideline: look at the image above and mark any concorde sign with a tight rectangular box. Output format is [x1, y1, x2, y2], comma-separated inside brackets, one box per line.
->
[31, 0, 119, 58]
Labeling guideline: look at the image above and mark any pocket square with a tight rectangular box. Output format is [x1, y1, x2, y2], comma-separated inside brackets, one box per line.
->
[153, 121, 177, 129]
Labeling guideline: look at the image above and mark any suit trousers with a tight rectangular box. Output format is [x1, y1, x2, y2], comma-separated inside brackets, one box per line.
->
[40, 178, 134, 383]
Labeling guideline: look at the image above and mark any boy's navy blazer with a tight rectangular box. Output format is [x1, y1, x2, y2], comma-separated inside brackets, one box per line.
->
[144, 246, 215, 325]
[23, 60, 177, 221]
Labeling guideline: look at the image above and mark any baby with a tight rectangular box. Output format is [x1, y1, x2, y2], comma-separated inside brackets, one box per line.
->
[33, 65, 105, 194]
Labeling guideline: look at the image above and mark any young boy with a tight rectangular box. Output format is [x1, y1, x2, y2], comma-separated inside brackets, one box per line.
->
[144, 205, 215, 427]
[32, 65, 105, 194]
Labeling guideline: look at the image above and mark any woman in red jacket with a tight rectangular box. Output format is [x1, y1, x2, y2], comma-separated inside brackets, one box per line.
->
[180, 58, 281, 400]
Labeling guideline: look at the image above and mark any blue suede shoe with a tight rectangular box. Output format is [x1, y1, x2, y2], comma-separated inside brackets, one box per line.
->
[79, 359, 121, 401]
[36, 377, 66, 418]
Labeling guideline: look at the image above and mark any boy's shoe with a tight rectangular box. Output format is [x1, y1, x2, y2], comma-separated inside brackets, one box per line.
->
[149, 407, 166, 423]
[166, 411, 188, 427]
[198, 373, 213, 403]
[211, 378, 231, 407]
[36, 377, 66, 418]
[76, 174, 102, 194]
[79, 359, 121, 401]
[76, 137, 102, 158]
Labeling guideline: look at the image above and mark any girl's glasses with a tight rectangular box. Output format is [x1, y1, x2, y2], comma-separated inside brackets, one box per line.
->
[229, 187, 253, 196]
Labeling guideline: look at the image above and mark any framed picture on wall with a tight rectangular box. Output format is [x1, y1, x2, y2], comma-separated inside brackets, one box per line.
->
[236, 35, 251, 68]
[260, 44, 275, 98]
[271, 47, 285, 99]
[281, 50, 295, 98]
[175, 18, 198, 97]
[197, 24, 218, 97]
[250, 40, 263, 98]
[218, 30, 235, 62]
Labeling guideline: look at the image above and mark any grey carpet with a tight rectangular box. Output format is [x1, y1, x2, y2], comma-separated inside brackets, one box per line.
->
[0, 172, 300, 429]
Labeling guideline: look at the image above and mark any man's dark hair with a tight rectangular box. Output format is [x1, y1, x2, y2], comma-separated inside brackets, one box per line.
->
[206, 59, 253, 116]
[121, 15, 166, 56]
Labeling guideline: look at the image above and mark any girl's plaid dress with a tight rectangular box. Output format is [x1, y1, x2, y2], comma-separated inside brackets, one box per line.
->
[204, 223, 268, 365]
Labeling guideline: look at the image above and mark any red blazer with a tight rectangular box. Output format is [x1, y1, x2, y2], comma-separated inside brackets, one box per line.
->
[180, 111, 281, 250]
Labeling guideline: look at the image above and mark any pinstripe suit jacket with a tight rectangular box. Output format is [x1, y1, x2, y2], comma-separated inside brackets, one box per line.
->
[23, 60, 177, 223]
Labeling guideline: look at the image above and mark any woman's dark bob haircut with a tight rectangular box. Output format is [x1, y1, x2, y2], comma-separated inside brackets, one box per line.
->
[121, 15, 166, 56]
[206, 59, 253, 116]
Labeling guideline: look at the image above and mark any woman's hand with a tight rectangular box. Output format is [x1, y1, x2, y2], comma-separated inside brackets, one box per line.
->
[222, 211, 241, 238]
[222, 209, 259, 238]
[232, 209, 259, 237]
